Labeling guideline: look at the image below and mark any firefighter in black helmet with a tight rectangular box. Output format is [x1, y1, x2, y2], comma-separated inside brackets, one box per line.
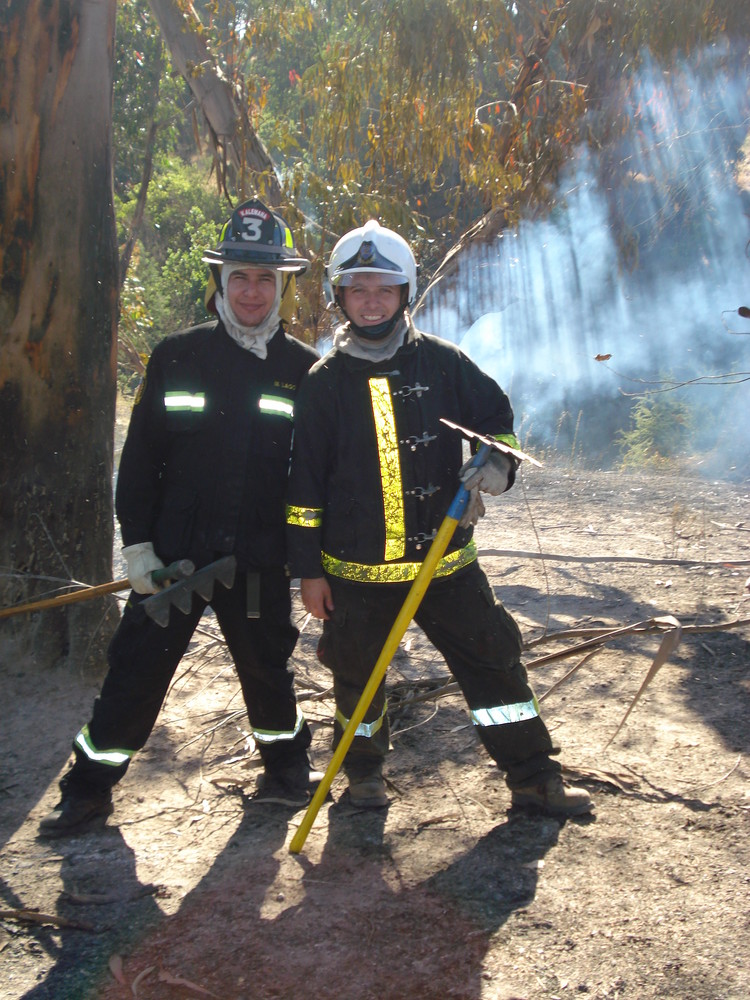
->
[40, 201, 320, 838]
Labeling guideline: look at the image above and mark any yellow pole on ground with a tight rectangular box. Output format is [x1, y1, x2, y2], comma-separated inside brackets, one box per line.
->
[289, 443, 491, 855]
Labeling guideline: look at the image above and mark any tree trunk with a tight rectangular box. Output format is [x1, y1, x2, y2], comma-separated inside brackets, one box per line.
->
[148, 0, 285, 206]
[0, 0, 120, 674]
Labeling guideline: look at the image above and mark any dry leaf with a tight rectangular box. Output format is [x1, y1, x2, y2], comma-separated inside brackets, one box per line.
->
[131, 966, 156, 996]
[158, 968, 219, 997]
[109, 954, 127, 986]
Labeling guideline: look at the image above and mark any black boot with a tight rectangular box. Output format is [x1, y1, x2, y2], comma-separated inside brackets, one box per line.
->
[253, 753, 323, 808]
[38, 788, 114, 838]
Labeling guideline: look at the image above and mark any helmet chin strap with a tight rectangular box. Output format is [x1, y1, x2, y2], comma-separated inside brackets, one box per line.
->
[335, 286, 409, 341]
[346, 307, 406, 341]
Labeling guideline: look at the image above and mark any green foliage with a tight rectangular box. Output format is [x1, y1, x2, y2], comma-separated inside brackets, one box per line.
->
[244, 0, 583, 266]
[111, 0, 750, 379]
[116, 159, 227, 358]
[114, 0, 189, 198]
[616, 393, 694, 470]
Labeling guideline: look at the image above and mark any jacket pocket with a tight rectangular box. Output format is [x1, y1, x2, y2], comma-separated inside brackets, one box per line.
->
[153, 487, 198, 561]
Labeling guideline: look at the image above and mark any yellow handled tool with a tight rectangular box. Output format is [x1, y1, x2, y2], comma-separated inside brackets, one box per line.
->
[289, 443, 492, 855]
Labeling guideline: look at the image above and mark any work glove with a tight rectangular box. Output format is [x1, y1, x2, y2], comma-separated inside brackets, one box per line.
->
[122, 541, 165, 595]
[459, 451, 513, 496]
[458, 486, 486, 528]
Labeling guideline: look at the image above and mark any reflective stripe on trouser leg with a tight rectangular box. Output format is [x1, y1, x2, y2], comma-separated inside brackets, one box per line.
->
[74, 724, 135, 767]
[251, 705, 307, 745]
[468, 697, 561, 785]
[469, 696, 540, 727]
[334, 699, 388, 739]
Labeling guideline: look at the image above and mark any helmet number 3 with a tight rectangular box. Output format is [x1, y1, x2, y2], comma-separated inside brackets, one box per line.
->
[240, 218, 263, 242]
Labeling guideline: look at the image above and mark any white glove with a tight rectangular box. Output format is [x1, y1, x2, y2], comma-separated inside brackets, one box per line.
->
[458, 486, 486, 528]
[460, 451, 513, 496]
[122, 542, 165, 595]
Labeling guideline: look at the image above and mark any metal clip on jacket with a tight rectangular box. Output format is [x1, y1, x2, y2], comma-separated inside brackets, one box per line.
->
[396, 383, 430, 399]
[405, 484, 440, 500]
[408, 530, 438, 549]
[400, 432, 437, 451]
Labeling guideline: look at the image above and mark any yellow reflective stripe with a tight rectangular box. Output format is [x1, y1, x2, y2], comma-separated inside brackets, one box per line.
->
[286, 504, 323, 527]
[252, 706, 306, 744]
[74, 725, 133, 767]
[369, 378, 405, 561]
[335, 701, 388, 739]
[164, 391, 205, 411]
[470, 697, 540, 727]
[492, 432, 520, 450]
[322, 540, 477, 583]
[259, 395, 294, 420]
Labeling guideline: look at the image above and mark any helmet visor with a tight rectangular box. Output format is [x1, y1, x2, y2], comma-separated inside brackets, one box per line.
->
[330, 239, 407, 285]
[333, 270, 408, 286]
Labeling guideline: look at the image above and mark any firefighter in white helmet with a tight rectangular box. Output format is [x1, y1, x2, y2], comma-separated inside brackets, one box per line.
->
[286, 219, 593, 816]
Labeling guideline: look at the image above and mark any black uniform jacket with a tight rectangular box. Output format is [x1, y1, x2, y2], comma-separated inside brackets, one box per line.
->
[117, 320, 319, 572]
[286, 321, 516, 582]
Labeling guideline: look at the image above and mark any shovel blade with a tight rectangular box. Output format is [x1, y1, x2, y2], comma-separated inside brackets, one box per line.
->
[142, 556, 238, 627]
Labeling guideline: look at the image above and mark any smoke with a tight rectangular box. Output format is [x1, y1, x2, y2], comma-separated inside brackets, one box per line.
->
[417, 48, 750, 472]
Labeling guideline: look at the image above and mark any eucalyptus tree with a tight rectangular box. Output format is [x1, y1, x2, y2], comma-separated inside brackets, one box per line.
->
[0, 0, 120, 671]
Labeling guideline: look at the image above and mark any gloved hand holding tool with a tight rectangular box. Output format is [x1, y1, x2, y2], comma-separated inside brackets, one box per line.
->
[122, 542, 167, 594]
[458, 486, 485, 528]
[0, 556, 196, 621]
[459, 450, 514, 496]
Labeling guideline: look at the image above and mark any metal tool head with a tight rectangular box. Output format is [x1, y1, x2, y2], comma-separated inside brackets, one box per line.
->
[142, 555, 238, 627]
[439, 418, 542, 468]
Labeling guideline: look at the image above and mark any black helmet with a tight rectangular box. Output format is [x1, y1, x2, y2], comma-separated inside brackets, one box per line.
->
[202, 199, 309, 273]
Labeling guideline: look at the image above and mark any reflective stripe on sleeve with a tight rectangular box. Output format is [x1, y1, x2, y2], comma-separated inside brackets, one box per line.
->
[251, 706, 306, 745]
[164, 391, 205, 411]
[322, 540, 477, 583]
[259, 395, 294, 420]
[335, 700, 388, 739]
[369, 378, 406, 561]
[74, 725, 133, 767]
[493, 432, 521, 451]
[286, 504, 323, 528]
[470, 697, 540, 727]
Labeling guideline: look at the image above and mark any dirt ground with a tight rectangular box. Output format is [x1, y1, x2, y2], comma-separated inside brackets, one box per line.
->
[2, 459, 749, 1000]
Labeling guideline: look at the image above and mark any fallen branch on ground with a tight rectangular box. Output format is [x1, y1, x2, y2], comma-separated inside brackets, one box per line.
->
[389, 614, 748, 748]
[0, 908, 95, 931]
[479, 548, 750, 567]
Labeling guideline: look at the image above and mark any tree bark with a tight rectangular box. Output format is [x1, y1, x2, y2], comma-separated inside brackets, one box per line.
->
[0, 0, 120, 673]
[147, 0, 285, 206]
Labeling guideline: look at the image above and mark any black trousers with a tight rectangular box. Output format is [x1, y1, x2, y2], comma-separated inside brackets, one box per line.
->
[318, 561, 560, 788]
[65, 567, 310, 795]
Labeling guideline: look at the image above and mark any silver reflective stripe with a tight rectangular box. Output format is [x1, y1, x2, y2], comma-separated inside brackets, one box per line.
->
[470, 698, 540, 727]
[335, 701, 387, 738]
[252, 706, 306, 744]
[74, 725, 133, 767]
[259, 395, 294, 420]
[164, 391, 205, 411]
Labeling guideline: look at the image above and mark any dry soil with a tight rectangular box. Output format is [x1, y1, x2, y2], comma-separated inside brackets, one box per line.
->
[2, 462, 749, 1000]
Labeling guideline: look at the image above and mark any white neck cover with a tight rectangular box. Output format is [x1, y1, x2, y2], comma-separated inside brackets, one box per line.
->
[333, 314, 409, 362]
[215, 263, 282, 358]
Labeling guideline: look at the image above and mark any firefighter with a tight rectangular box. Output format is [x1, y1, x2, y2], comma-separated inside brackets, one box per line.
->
[286, 219, 593, 817]
[40, 200, 320, 838]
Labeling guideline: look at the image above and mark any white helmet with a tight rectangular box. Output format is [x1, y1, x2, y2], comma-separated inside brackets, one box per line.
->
[327, 220, 417, 304]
